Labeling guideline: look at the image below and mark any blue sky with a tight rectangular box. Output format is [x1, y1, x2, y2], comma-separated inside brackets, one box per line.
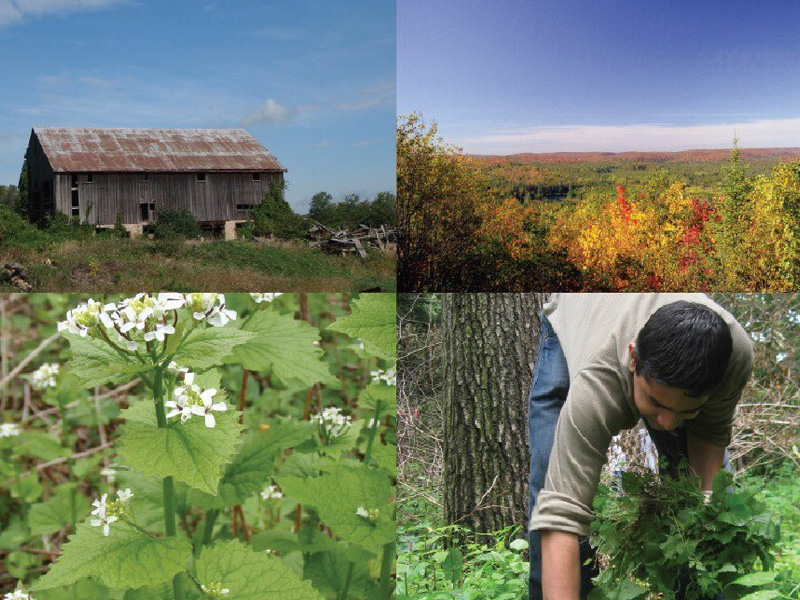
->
[0, 0, 395, 211]
[398, 0, 800, 153]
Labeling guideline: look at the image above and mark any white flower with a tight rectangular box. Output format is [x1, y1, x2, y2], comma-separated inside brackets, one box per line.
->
[117, 489, 134, 504]
[144, 322, 175, 342]
[367, 418, 377, 428]
[90, 513, 118, 537]
[356, 506, 380, 523]
[310, 406, 352, 440]
[57, 299, 116, 337]
[189, 389, 227, 428]
[185, 293, 237, 327]
[167, 376, 227, 428]
[4, 589, 33, 600]
[91, 493, 108, 518]
[0, 423, 22, 437]
[356, 506, 369, 519]
[370, 369, 396, 386]
[31, 363, 59, 390]
[155, 293, 185, 311]
[261, 485, 283, 500]
[167, 361, 189, 375]
[200, 583, 230, 597]
[100, 468, 117, 483]
[250, 293, 283, 303]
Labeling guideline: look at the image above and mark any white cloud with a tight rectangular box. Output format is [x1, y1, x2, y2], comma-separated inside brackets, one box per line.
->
[459, 118, 800, 154]
[0, 0, 129, 26]
[242, 98, 297, 126]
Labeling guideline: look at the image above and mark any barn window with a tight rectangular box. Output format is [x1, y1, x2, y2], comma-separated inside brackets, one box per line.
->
[86, 174, 94, 183]
[71, 175, 78, 188]
[72, 194, 79, 208]
[143, 174, 149, 181]
[252, 173, 260, 181]
[237, 203, 254, 211]
[197, 172, 206, 182]
[72, 207, 80, 217]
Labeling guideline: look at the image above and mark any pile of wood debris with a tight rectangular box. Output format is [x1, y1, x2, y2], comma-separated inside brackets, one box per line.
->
[308, 222, 396, 258]
[1, 262, 33, 292]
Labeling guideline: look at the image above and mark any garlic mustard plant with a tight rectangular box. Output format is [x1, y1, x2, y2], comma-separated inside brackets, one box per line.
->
[30, 363, 59, 390]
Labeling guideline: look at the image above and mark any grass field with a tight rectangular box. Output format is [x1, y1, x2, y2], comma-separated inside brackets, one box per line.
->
[0, 236, 396, 292]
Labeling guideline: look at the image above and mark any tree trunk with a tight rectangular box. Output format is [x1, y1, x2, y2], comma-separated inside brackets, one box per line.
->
[442, 293, 546, 534]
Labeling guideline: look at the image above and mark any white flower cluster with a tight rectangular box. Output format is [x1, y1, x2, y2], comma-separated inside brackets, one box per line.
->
[100, 467, 118, 483]
[0, 423, 21, 438]
[185, 293, 237, 327]
[608, 435, 627, 473]
[370, 369, 396, 386]
[4, 590, 33, 600]
[30, 363, 59, 390]
[165, 372, 227, 428]
[356, 506, 380, 524]
[58, 294, 238, 352]
[310, 407, 352, 440]
[250, 293, 283, 303]
[200, 583, 230, 598]
[90, 489, 133, 537]
[260, 485, 283, 500]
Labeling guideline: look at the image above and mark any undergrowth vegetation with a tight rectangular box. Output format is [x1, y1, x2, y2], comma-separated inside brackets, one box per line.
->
[0, 293, 397, 599]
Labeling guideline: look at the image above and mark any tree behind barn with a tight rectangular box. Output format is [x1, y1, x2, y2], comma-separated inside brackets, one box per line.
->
[442, 293, 546, 535]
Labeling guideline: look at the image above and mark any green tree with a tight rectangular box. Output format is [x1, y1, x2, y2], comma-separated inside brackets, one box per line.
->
[252, 180, 306, 239]
[308, 191, 333, 223]
[16, 157, 29, 219]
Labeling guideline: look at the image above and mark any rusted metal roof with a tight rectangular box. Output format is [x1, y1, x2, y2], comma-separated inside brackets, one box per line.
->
[32, 127, 286, 173]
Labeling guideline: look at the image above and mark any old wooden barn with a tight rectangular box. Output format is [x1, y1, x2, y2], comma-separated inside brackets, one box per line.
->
[25, 127, 286, 238]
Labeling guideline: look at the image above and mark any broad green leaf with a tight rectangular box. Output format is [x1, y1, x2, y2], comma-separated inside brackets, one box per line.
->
[318, 420, 364, 459]
[327, 294, 396, 358]
[251, 524, 337, 555]
[614, 580, 649, 600]
[732, 571, 777, 587]
[198, 420, 315, 507]
[277, 465, 395, 555]
[64, 334, 151, 389]
[304, 541, 377, 600]
[738, 591, 781, 600]
[359, 381, 397, 417]
[196, 539, 324, 600]
[371, 441, 397, 475]
[36, 578, 113, 600]
[509, 538, 529, 551]
[231, 310, 337, 386]
[29, 484, 91, 536]
[118, 400, 243, 494]
[172, 327, 255, 370]
[15, 431, 65, 461]
[32, 521, 191, 592]
[0, 516, 29, 549]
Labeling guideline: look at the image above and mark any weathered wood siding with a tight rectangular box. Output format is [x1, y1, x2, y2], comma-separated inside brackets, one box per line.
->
[53, 171, 283, 225]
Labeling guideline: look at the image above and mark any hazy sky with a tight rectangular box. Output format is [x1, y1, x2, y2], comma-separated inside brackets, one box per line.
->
[398, 0, 800, 153]
[0, 0, 395, 211]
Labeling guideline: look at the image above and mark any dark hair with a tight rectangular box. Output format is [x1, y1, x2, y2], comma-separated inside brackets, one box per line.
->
[635, 301, 733, 397]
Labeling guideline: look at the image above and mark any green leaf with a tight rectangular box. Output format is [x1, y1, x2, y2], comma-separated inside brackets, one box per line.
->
[731, 571, 777, 587]
[509, 538, 529, 551]
[64, 334, 151, 389]
[327, 294, 396, 358]
[614, 581, 649, 600]
[172, 327, 255, 370]
[195, 539, 324, 600]
[32, 521, 191, 592]
[29, 484, 91, 536]
[118, 400, 244, 494]
[190, 420, 315, 507]
[738, 591, 781, 600]
[231, 310, 337, 386]
[277, 465, 395, 555]
[359, 381, 397, 417]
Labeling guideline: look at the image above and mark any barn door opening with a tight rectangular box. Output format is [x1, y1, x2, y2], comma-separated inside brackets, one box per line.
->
[139, 202, 156, 223]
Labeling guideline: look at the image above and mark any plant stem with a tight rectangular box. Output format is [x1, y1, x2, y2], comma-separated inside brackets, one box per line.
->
[378, 540, 396, 600]
[153, 366, 182, 600]
[339, 562, 355, 600]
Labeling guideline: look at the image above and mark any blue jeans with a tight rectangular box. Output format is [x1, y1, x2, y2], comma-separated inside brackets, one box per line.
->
[527, 313, 730, 600]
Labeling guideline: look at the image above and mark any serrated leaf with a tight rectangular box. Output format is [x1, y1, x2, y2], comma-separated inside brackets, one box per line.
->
[277, 465, 395, 555]
[172, 327, 255, 370]
[118, 400, 243, 494]
[738, 591, 781, 600]
[614, 580, 649, 600]
[327, 294, 396, 358]
[29, 484, 91, 536]
[196, 539, 324, 600]
[304, 542, 376, 600]
[732, 571, 777, 587]
[231, 311, 336, 386]
[190, 420, 315, 508]
[64, 335, 151, 389]
[32, 521, 191, 592]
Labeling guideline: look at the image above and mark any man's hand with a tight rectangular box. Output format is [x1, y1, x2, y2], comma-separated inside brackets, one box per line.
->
[541, 530, 580, 600]
[687, 432, 726, 491]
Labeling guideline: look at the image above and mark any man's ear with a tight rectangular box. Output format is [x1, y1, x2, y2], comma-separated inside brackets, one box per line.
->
[628, 342, 637, 374]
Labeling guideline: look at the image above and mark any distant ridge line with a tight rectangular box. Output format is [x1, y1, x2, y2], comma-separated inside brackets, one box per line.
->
[470, 147, 800, 164]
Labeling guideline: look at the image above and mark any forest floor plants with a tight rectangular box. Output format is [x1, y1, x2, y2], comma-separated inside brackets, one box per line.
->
[0, 292, 397, 600]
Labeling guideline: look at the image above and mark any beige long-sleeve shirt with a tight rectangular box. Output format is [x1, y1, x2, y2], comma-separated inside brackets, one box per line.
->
[529, 293, 753, 537]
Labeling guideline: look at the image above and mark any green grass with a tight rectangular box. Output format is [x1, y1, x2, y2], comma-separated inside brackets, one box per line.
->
[0, 232, 396, 292]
